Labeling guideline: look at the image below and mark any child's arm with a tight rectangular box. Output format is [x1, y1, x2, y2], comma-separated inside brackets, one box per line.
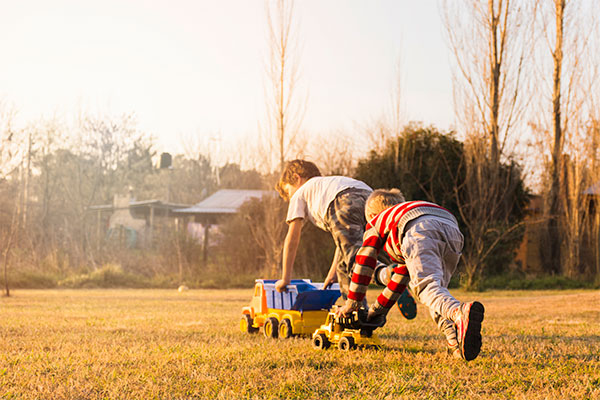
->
[337, 224, 383, 317]
[323, 247, 341, 289]
[275, 218, 303, 292]
[369, 264, 410, 316]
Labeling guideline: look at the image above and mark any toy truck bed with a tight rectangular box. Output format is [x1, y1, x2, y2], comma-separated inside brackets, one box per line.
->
[241, 279, 341, 339]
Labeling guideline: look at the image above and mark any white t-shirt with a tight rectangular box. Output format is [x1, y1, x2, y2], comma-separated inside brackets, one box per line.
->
[286, 176, 372, 231]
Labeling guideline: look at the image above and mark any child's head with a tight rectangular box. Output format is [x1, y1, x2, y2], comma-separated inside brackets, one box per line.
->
[365, 188, 405, 220]
[276, 159, 322, 201]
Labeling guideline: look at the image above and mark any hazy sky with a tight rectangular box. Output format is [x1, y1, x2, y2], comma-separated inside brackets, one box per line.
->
[0, 0, 453, 156]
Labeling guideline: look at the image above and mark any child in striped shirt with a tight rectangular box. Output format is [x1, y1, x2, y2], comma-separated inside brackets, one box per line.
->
[336, 189, 485, 361]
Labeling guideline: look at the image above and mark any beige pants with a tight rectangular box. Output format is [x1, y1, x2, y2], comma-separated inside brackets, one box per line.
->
[401, 216, 464, 323]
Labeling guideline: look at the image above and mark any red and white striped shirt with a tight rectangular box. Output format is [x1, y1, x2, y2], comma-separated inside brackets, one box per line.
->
[348, 201, 457, 307]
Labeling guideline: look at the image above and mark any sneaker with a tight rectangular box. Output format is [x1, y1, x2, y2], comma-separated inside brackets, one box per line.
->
[447, 342, 462, 359]
[373, 264, 392, 286]
[454, 301, 485, 361]
[440, 319, 461, 359]
[396, 290, 417, 320]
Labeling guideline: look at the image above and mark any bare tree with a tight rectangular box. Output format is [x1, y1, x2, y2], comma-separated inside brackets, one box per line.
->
[0, 102, 22, 296]
[591, 32, 600, 283]
[360, 57, 405, 157]
[244, 195, 288, 277]
[0, 102, 20, 177]
[589, 120, 600, 284]
[307, 129, 356, 176]
[546, 0, 567, 274]
[262, 0, 306, 173]
[441, 0, 531, 288]
[532, 0, 598, 275]
[387, 57, 405, 174]
[242, 0, 308, 279]
[442, 0, 531, 164]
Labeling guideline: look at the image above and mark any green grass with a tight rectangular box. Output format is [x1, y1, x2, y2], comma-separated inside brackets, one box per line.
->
[482, 273, 597, 290]
[1, 288, 599, 399]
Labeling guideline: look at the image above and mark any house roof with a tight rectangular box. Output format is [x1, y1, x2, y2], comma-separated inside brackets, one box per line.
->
[174, 189, 275, 216]
[88, 199, 190, 218]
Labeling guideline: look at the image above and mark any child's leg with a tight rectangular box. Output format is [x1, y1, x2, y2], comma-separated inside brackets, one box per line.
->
[403, 218, 484, 360]
[401, 218, 464, 322]
[324, 188, 371, 298]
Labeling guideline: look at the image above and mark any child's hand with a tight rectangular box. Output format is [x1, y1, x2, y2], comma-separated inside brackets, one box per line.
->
[336, 300, 358, 318]
[275, 279, 289, 293]
[323, 275, 337, 289]
[367, 308, 377, 321]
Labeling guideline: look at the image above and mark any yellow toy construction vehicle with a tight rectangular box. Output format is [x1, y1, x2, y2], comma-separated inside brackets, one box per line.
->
[240, 279, 341, 339]
[312, 307, 385, 350]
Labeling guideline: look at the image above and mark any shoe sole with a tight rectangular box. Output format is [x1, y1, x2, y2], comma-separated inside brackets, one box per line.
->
[396, 291, 417, 320]
[462, 301, 485, 361]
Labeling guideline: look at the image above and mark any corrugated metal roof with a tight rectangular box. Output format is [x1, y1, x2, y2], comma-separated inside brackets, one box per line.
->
[87, 200, 189, 212]
[175, 189, 275, 215]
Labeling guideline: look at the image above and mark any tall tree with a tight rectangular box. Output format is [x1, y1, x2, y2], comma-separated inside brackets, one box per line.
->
[441, 0, 530, 165]
[263, 0, 306, 173]
[441, 0, 531, 288]
[0, 102, 22, 296]
[532, 0, 598, 275]
[547, 0, 566, 274]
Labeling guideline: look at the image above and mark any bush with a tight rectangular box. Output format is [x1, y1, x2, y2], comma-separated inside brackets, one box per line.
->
[482, 272, 596, 290]
[3, 271, 59, 289]
[354, 123, 529, 287]
[58, 264, 148, 288]
[355, 123, 464, 221]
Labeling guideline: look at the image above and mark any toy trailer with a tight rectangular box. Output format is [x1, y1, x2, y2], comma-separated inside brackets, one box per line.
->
[240, 279, 341, 339]
[312, 308, 383, 351]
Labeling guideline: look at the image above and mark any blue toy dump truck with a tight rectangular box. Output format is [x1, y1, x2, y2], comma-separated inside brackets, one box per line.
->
[240, 279, 341, 339]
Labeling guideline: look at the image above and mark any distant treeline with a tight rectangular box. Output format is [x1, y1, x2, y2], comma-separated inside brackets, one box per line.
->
[1, 119, 598, 291]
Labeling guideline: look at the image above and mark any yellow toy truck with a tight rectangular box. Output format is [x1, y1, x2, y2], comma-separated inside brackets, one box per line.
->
[240, 279, 341, 339]
[312, 308, 384, 350]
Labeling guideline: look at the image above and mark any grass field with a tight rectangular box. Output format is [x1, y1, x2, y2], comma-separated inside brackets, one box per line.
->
[0, 288, 598, 399]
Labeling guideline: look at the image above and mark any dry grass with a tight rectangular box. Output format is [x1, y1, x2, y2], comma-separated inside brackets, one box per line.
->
[1, 288, 598, 399]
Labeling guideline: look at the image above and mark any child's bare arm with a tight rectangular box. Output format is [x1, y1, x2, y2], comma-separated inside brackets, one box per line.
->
[275, 218, 303, 292]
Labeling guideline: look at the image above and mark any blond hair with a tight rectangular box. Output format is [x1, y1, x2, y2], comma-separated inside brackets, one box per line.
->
[366, 188, 405, 217]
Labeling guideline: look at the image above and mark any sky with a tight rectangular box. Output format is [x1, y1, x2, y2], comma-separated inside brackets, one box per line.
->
[0, 0, 454, 159]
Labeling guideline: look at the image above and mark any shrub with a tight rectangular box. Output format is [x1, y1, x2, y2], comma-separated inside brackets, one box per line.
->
[3, 271, 59, 289]
[58, 264, 148, 288]
[355, 123, 529, 288]
[482, 272, 596, 290]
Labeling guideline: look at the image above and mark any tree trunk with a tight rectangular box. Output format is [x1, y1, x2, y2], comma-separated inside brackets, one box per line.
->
[488, 0, 501, 166]
[547, 0, 565, 274]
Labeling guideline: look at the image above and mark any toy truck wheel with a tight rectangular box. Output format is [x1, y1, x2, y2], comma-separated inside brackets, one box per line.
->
[279, 318, 293, 339]
[339, 336, 355, 351]
[312, 333, 330, 350]
[263, 317, 279, 339]
[240, 314, 259, 334]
